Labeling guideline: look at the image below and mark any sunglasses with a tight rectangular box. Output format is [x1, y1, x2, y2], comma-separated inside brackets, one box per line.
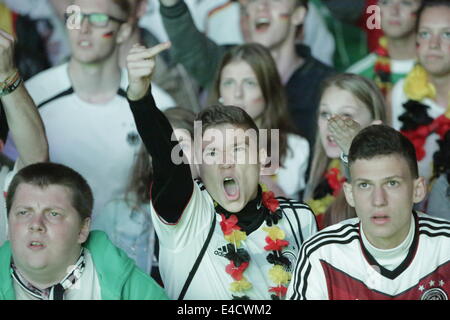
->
[65, 12, 126, 28]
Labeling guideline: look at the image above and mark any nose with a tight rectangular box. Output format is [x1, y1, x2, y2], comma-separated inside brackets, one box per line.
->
[234, 83, 244, 99]
[429, 33, 441, 49]
[371, 186, 388, 207]
[389, 2, 400, 16]
[220, 150, 236, 169]
[80, 15, 91, 34]
[29, 214, 46, 233]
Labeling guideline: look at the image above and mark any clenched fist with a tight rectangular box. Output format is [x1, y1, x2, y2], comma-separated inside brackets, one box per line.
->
[126, 42, 171, 101]
[0, 29, 17, 82]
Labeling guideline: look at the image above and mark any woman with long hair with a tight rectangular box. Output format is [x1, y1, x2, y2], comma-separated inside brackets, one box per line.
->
[212, 43, 309, 199]
[304, 73, 387, 229]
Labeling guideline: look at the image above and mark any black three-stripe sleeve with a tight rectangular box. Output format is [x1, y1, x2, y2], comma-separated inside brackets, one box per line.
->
[127, 89, 193, 223]
[288, 224, 359, 300]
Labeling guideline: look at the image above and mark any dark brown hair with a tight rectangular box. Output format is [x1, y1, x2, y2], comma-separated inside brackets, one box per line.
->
[196, 104, 259, 135]
[349, 125, 419, 178]
[6, 162, 93, 220]
[415, 0, 450, 32]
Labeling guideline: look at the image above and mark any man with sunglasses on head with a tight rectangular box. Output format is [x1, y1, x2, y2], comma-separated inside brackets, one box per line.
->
[4, 0, 175, 218]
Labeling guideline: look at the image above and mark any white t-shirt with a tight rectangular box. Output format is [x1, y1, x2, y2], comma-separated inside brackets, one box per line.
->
[277, 134, 309, 199]
[152, 180, 317, 300]
[391, 79, 446, 180]
[14, 249, 101, 300]
[288, 213, 450, 300]
[4, 63, 175, 218]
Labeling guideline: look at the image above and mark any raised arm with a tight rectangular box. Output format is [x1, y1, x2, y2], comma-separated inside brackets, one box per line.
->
[126, 43, 193, 223]
[0, 30, 48, 169]
[159, 0, 227, 88]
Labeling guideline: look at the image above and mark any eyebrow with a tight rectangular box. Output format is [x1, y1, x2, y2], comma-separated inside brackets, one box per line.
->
[353, 175, 405, 183]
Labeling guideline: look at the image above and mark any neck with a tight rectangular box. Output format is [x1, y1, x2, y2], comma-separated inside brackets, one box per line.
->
[429, 73, 450, 108]
[15, 249, 81, 290]
[270, 40, 304, 85]
[387, 33, 417, 60]
[363, 216, 413, 250]
[69, 53, 122, 104]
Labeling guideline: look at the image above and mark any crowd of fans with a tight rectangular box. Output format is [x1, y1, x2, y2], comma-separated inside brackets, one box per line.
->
[0, 0, 449, 300]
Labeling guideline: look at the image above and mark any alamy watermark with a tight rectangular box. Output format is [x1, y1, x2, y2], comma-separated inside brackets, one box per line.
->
[64, 4, 383, 30]
[170, 121, 280, 176]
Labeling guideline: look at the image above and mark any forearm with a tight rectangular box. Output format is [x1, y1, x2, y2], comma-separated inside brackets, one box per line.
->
[159, 0, 226, 88]
[127, 89, 193, 223]
[1, 83, 48, 168]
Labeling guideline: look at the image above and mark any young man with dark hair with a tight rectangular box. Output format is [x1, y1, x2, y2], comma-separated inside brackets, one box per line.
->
[157, 0, 335, 146]
[0, 162, 167, 300]
[126, 43, 317, 300]
[288, 125, 450, 300]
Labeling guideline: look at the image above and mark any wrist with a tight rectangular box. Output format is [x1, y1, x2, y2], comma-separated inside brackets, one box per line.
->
[0, 70, 23, 98]
[127, 84, 149, 101]
[0, 68, 19, 82]
[340, 152, 349, 165]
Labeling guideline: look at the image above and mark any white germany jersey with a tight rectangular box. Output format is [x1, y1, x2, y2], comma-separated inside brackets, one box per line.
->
[151, 180, 318, 300]
[288, 213, 450, 300]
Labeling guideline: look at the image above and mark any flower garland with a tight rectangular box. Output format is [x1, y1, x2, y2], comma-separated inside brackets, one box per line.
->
[399, 64, 450, 161]
[219, 190, 292, 300]
[307, 159, 346, 230]
[374, 36, 392, 97]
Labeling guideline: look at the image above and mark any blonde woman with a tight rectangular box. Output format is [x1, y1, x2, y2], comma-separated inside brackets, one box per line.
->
[304, 73, 387, 229]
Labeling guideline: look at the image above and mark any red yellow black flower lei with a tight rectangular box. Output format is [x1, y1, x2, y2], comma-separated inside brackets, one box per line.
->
[219, 191, 291, 300]
[307, 159, 346, 230]
[374, 36, 392, 97]
[399, 64, 450, 161]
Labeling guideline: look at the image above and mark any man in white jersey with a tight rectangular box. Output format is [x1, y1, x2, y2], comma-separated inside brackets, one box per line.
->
[126, 43, 317, 300]
[4, 0, 175, 217]
[288, 125, 450, 300]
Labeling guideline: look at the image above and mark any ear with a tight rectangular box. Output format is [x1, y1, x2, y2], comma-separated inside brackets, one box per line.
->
[116, 23, 133, 45]
[291, 5, 307, 28]
[413, 176, 427, 204]
[343, 182, 356, 208]
[78, 217, 91, 244]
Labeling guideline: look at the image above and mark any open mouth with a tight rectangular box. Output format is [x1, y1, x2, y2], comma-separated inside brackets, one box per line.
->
[223, 177, 240, 200]
[78, 40, 93, 48]
[326, 135, 337, 146]
[371, 215, 390, 225]
[254, 17, 271, 32]
[28, 241, 45, 249]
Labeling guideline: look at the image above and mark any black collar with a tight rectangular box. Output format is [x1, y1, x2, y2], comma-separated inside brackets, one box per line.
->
[215, 186, 267, 236]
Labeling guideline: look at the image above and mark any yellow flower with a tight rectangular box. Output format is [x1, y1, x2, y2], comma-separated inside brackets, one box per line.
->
[230, 279, 252, 292]
[307, 194, 335, 216]
[269, 265, 291, 285]
[379, 36, 388, 48]
[263, 226, 285, 241]
[404, 64, 436, 101]
[224, 230, 247, 247]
